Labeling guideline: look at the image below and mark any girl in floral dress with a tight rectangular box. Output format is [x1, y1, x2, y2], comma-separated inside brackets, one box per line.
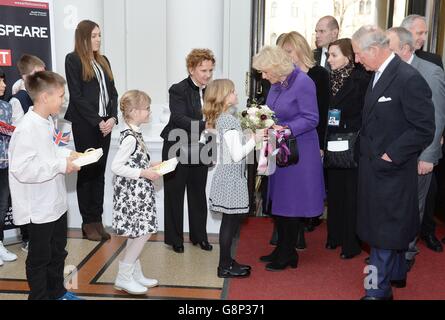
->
[111, 90, 160, 295]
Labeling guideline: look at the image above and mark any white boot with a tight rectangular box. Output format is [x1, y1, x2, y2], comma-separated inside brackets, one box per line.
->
[0, 242, 17, 262]
[114, 261, 147, 295]
[133, 259, 158, 288]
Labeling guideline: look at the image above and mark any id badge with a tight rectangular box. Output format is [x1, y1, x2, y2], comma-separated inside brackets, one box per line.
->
[328, 109, 341, 127]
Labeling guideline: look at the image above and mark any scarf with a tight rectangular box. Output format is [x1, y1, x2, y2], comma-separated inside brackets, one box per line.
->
[330, 62, 355, 96]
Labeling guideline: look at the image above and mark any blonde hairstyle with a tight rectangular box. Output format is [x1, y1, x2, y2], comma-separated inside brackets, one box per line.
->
[25, 71, 66, 102]
[17, 54, 46, 76]
[186, 49, 216, 74]
[74, 20, 114, 81]
[203, 79, 235, 129]
[277, 31, 316, 69]
[119, 90, 152, 154]
[119, 90, 152, 123]
[252, 46, 294, 77]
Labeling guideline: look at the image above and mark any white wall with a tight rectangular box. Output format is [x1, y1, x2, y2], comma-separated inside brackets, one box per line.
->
[5, 0, 252, 240]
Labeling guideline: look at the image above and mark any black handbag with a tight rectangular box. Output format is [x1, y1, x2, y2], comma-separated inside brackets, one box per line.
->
[324, 131, 359, 169]
[276, 130, 299, 167]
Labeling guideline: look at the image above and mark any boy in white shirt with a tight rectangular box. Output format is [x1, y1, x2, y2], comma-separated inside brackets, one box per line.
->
[8, 71, 81, 300]
[10, 54, 45, 125]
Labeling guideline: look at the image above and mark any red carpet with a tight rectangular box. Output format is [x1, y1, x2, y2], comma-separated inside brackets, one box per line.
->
[227, 217, 445, 300]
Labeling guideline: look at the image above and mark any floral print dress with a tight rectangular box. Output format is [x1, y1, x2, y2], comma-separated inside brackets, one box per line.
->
[112, 129, 158, 238]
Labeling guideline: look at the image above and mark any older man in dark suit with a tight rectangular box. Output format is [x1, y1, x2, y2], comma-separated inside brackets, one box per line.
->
[352, 26, 435, 300]
[401, 15, 444, 70]
[401, 14, 444, 251]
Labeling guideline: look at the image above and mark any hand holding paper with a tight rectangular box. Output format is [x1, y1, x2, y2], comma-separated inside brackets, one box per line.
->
[151, 157, 179, 176]
[72, 148, 103, 167]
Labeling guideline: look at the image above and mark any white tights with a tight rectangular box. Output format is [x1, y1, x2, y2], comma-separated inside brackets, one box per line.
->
[122, 234, 151, 264]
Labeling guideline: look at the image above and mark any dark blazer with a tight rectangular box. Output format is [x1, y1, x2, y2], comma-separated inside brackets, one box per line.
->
[64, 52, 118, 127]
[313, 48, 331, 73]
[357, 55, 435, 250]
[313, 48, 322, 66]
[308, 65, 330, 148]
[415, 49, 444, 70]
[160, 76, 206, 144]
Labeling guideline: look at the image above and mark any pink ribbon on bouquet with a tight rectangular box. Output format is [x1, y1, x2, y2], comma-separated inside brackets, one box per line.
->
[257, 135, 278, 176]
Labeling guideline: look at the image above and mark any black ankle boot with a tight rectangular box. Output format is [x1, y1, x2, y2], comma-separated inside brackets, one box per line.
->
[259, 248, 279, 263]
[269, 224, 278, 245]
[265, 256, 298, 271]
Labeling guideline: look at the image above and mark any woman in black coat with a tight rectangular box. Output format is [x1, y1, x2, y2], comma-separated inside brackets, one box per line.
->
[65, 20, 118, 241]
[160, 49, 215, 253]
[324, 38, 370, 259]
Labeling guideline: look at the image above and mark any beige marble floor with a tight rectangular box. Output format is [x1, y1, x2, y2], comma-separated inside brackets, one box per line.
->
[96, 241, 224, 288]
[0, 239, 99, 280]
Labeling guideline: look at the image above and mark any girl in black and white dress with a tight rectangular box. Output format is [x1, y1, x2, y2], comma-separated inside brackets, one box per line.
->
[111, 90, 160, 295]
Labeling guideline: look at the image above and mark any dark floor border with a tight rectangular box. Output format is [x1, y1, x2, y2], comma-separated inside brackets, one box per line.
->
[90, 240, 127, 285]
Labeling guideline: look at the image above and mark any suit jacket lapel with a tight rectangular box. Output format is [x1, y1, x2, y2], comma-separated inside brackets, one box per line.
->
[363, 56, 401, 121]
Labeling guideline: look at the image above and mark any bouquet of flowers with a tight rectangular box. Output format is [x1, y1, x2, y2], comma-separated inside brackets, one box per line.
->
[239, 101, 276, 131]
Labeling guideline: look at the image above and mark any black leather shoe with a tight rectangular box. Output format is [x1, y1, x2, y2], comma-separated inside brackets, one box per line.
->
[232, 260, 251, 271]
[361, 295, 393, 300]
[172, 245, 184, 253]
[217, 263, 250, 278]
[421, 234, 443, 252]
[325, 243, 338, 250]
[265, 258, 298, 272]
[406, 258, 415, 272]
[193, 241, 213, 251]
[390, 279, 406, 288]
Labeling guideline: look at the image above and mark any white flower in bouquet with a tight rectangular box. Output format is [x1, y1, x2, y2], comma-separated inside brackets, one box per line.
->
[239, 104, 276, 131]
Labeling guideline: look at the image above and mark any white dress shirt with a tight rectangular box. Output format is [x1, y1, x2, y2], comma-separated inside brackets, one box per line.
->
[320, 47, 329, 68]
[111, 123, 147, 179]
[9, 96, 26, 126]
[8, 110, 72, 225]
[373, 52, 396, 88]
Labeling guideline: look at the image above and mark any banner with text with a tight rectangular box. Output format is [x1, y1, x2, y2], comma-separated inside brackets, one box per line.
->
[0, 0, 53, 230]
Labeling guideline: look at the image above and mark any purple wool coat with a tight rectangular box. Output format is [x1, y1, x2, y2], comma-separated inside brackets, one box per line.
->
[267, 67, 325, 218]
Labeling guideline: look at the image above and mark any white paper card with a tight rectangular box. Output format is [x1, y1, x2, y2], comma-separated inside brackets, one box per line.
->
[327, 140, 349, 152]
[151, 157, 179, 176]
[73, 148, 103, 167]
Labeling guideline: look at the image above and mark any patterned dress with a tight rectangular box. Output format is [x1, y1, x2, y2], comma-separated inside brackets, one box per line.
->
[208, 113, 250, 215]
[112, 130, 158, 237]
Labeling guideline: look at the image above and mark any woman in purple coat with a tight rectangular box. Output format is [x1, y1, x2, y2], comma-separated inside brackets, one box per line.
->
[253, 46, 325, 271]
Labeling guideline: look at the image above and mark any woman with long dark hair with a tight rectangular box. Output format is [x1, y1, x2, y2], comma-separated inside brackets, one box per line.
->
[65, 20, 118, 241]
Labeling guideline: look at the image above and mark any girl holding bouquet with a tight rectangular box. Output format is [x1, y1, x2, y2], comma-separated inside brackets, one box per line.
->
[203, 79, 262, 278]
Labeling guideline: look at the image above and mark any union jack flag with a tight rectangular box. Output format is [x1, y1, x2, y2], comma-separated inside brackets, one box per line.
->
[0, 121, 15, 136]
[53, 128, 71, 146]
